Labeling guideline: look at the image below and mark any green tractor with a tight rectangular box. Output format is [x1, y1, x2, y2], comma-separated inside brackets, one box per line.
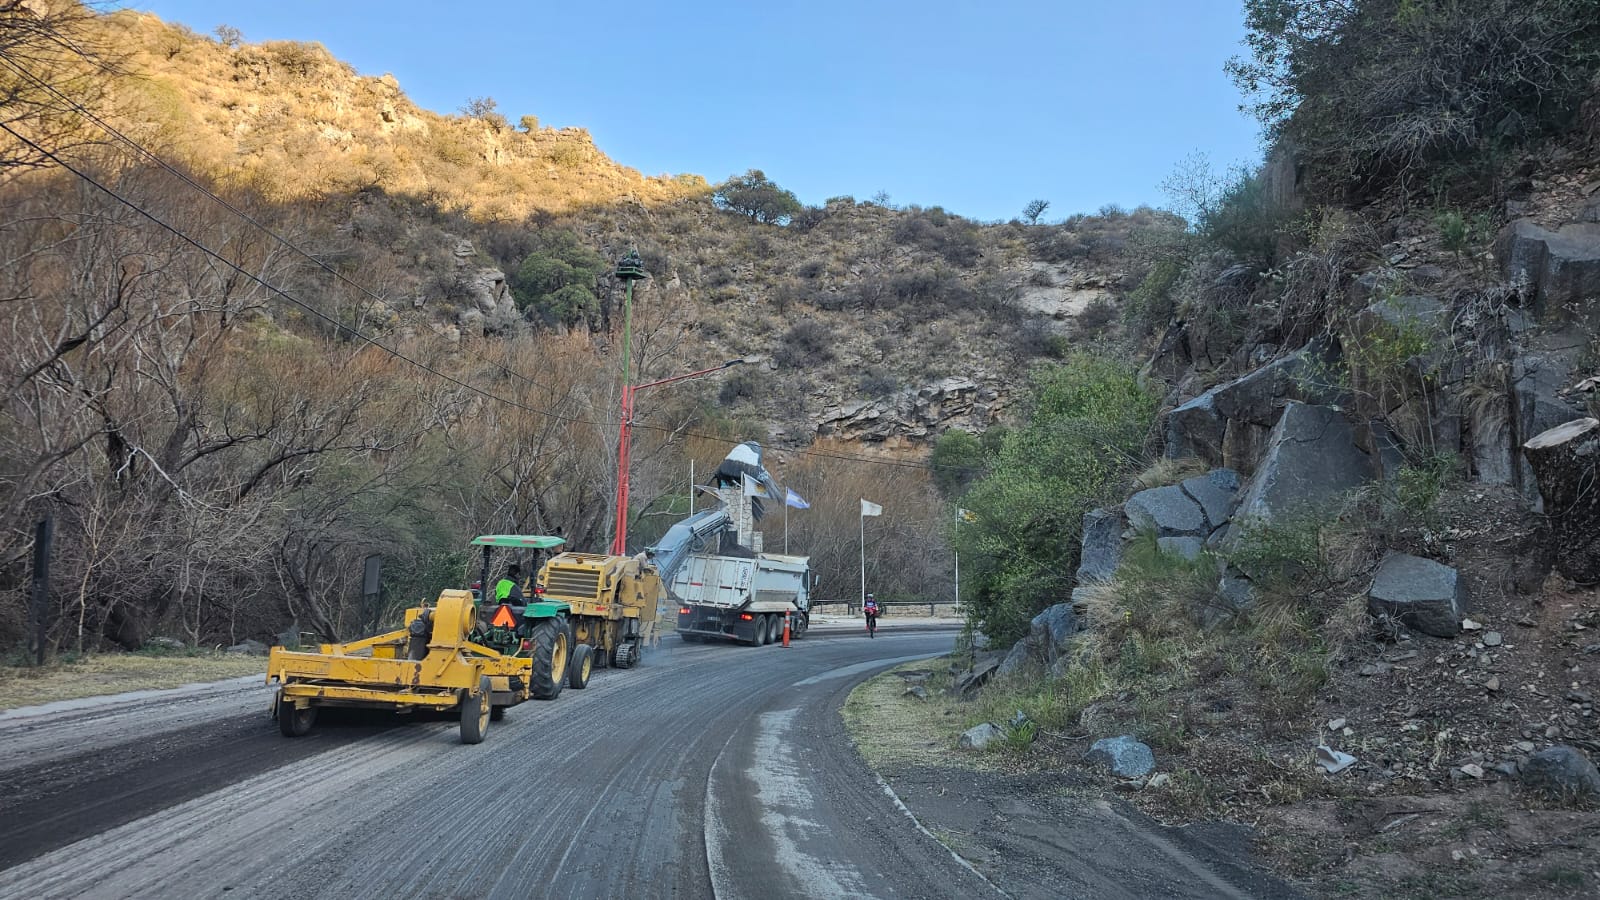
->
[467, 535, 579, 702]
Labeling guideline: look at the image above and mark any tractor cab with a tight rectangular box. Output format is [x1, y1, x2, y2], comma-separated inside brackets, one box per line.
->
[469, 535, 567, 654]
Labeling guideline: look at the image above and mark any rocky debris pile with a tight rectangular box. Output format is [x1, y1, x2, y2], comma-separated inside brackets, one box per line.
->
[1084, 735, 1155, 778]
[815, 376, 1008, 443]
[950, 653, 1001, 698]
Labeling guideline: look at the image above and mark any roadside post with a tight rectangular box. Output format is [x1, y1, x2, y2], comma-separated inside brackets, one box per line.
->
[782, 609, 791, 647]
[29, 516, 52, 666]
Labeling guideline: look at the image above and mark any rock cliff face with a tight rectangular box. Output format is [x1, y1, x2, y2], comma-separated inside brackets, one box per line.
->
[815, 377, 1010, 443]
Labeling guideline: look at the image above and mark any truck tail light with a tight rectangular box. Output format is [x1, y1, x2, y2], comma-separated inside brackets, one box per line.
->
[679, 607, 691, 616]
[739, 613, 754, 621]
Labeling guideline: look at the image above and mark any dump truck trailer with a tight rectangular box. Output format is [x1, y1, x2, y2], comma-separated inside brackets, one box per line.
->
[673, 553, 811, 645]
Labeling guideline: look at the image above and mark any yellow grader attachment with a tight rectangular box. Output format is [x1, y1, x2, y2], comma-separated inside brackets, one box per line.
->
[267, 589, 570, 744]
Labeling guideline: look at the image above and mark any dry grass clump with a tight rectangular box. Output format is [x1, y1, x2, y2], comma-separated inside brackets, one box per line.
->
[0, 652, 266, 710]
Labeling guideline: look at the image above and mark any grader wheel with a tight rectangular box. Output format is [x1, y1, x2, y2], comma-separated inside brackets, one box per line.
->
[460, 675, 491, 744]
[276, 694, 316, 737]
[528, 619, 570, 700]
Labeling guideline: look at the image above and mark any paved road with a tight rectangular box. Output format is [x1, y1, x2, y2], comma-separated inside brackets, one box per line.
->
[0, 628, 988, 900]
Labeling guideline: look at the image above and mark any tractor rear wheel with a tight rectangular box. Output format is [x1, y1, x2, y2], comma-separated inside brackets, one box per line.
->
[528, 619, 570, 700]
[569, 643, 594, 689]
[460, 676, 491, 744]
[276, 694, 316, 737]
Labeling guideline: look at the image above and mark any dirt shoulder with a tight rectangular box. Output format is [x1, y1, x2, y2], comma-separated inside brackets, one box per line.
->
[842, 661, 1302, 899]
[0, 652, 266, 711]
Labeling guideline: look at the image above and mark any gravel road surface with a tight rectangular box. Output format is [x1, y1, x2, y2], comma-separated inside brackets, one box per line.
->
[1, 629, 989, 899]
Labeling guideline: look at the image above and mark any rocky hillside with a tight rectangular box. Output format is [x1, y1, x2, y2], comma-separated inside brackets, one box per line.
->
[931, 5, 1600, 890]
[93, 10, 706, 217]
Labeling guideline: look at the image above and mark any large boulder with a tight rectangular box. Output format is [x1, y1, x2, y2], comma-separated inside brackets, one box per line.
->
[959, 723, 1004, 751]
[996, 638, 1036, 678]
[1084, 735, 1156, 778]
[1075, 507, 1125, 583]
[1366, 552, 1466, 638]
[1126, 484, 1207, 537]
[1233, 403, 1375, 525]
[1520, 746, 1600, 798]
[1497, 220, 1600, 320]
[1511, 335, 1591, 506]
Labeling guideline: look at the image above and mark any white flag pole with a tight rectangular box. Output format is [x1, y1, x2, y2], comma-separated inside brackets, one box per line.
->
[784, 500, 789, 554]
[689, 459, 695, 516]
[954, 506, 960, 608]
[859, 502, 866, 614]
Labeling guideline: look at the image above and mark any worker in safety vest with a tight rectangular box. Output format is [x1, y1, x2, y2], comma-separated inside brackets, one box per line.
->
[494, 563, 524, 605]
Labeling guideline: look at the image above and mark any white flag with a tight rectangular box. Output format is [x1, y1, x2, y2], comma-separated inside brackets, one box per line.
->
[860, 498, 883, 517]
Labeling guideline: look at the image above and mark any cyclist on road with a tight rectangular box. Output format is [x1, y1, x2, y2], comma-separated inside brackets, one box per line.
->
[864, 593, 880, 638]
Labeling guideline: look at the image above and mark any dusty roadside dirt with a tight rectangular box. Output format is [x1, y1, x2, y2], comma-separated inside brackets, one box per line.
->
[847, 485, 1600, 898]
[843, 664, 1302, 899]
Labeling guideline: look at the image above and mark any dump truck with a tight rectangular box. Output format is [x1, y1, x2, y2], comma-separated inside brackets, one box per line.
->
[658, 442, 814, 646]
[672, 552, 812, 645]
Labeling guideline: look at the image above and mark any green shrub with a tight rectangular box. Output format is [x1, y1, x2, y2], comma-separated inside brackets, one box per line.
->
[511, 230, 607, 326]
[1123, 259, 1183, 335]
[1396, 451, 1460, 518]
[956, 354, 1157, 643]
[713, 169, 802, 225]
[1197, 168, 1289, 267]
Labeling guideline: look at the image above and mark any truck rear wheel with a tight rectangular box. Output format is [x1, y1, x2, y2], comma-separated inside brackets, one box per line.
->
[762, 614, 777, 645]
[460, 676, 491, 744]
[528, 619, 570, 700]
[569, 643, 594, 689]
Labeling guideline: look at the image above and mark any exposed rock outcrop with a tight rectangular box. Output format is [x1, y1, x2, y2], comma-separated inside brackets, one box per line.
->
[816, 377, 1007, 442]
[1497, 220, 1600, 322]
[1163, 340, 1344, 473]
[1232, 403, 1375, 525]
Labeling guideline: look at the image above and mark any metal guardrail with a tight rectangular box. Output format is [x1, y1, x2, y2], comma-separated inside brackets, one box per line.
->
[811, 600, 965, 616]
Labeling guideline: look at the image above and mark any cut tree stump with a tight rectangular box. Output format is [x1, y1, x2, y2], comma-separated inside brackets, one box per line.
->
[1524, 417, 1600, 584]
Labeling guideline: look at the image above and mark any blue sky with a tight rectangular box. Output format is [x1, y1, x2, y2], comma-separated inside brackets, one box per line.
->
[128, 1, 1262, 222]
